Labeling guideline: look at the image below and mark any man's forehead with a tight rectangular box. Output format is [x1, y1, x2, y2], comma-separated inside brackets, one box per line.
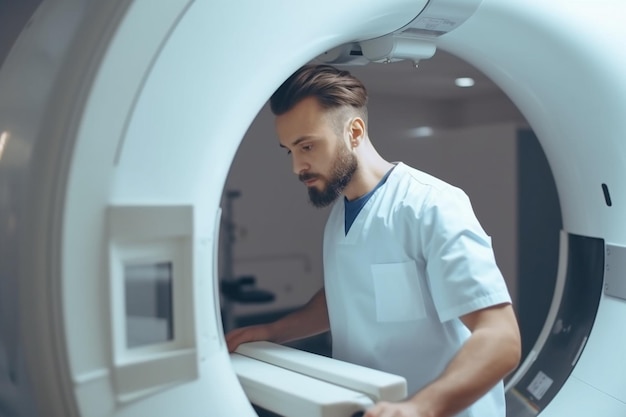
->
[275, 104, 326, 137]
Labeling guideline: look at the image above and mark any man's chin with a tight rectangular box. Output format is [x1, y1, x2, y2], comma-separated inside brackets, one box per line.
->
[309, 199, 335, 208]
[308, 189, 339, 208]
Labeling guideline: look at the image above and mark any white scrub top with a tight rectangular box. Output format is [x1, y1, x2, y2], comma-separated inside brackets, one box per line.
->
[323, 162, 511, 417]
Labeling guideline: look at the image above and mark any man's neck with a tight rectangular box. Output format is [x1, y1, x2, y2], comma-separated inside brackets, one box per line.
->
[344, 158, 395, 201]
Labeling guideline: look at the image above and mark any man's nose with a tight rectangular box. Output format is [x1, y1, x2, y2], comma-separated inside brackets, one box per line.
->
[292, 154, 309, 176]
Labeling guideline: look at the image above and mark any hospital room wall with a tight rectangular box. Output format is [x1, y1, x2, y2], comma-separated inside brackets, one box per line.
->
[221, 91, 528, 325]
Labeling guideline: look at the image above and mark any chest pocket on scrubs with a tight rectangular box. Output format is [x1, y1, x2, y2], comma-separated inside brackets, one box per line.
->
[371, 261, 427, 322]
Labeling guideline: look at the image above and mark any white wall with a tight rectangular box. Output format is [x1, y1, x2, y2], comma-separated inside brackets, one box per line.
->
[221, 90, 526, 320]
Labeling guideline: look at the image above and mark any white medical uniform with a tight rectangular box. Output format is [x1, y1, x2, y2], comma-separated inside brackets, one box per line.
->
[323, 162, 511, 417]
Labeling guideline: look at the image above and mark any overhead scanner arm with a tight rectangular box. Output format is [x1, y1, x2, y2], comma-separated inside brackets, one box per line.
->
[317, 0, 483, 67]
[231, 341, 407, 417]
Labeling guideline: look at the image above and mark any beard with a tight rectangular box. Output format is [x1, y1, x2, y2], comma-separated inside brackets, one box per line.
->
[299, 142, 358, 208]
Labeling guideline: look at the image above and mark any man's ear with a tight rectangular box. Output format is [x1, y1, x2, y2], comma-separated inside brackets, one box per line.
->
[349, 117, 365, 148]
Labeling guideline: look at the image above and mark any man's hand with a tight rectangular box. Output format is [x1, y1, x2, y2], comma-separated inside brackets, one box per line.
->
[225, 324, 273, 353]
[363, 401, 424, 417]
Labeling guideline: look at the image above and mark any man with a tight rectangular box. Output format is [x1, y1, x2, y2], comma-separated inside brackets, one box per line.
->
[226, 64, 521, 417]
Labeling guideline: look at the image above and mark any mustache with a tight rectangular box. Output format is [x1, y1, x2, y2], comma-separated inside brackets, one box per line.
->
[299, 173, 320, 182]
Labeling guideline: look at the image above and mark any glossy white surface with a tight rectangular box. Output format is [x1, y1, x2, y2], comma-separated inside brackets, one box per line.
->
[236, 341, 407, 402]
[231, 353, 374, 417]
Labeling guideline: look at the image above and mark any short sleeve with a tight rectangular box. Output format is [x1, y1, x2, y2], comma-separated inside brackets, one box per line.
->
[419, 187, 511, 322]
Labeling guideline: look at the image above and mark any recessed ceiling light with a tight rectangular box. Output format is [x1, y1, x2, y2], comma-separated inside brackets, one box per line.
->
[409, 126, 434, 138]
[455, 77, 475, 87]
[0, 131, 9, 161]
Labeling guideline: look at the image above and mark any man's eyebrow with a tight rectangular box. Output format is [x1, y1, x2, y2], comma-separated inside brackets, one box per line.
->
[279, 136, 316, 149]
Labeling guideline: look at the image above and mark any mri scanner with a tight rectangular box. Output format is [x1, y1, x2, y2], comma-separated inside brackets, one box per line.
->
[0, 0, 625, 416]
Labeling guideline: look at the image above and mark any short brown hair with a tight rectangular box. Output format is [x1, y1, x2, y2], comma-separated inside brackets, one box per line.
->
[269, 64, 368, 121]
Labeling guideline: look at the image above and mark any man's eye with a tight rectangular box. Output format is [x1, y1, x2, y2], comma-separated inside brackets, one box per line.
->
[286, 150, 292, 155]
[302, 145, 313, 152]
